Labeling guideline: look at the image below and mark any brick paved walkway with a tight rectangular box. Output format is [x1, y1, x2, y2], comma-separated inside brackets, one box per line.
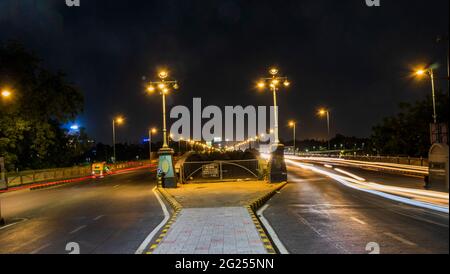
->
[152, 207, 268, 254]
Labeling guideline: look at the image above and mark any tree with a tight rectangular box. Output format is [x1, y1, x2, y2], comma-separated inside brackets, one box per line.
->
[371, 90, 449, 157]
[0, 41, 84, 170]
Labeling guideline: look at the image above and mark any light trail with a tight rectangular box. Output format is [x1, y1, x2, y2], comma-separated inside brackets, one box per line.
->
[285, 159, 449, 214]
[285, 155, 428, 175]
[334, 168, 366, 181]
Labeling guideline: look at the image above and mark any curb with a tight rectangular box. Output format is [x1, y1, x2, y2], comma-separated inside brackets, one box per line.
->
[246, 182, 288, 254]
[157, 187, 183, 212]
[146, 187, 183, 254]
[147, 182, 288, 255]
[248, 182, 288, 212]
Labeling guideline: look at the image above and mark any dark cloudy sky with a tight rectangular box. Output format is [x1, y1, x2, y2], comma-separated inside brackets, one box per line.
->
[0, 0, 448, 144]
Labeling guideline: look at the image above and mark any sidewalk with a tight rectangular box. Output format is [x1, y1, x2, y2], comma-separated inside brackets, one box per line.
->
[152, 207, 267, 254]
[149, 181, 283, 254]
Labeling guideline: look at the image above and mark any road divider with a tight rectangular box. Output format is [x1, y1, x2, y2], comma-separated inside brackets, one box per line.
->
[145, 181, 287, 254]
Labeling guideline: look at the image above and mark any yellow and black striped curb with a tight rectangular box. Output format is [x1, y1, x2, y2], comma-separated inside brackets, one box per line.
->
[157, 187, 183, 212]
[248, 182, 288, 212]
[146, 208, 182, 254]
[246, 182, 288, 254]
[246, 206, 277, 254]
[146, 187, 183, 254]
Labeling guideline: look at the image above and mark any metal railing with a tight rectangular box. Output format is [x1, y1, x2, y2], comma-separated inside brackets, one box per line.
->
[295, 154, 428, 167]
[180, 159, 261, 183]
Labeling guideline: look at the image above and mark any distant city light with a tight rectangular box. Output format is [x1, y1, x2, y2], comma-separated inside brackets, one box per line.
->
[70, 124, 80, 130]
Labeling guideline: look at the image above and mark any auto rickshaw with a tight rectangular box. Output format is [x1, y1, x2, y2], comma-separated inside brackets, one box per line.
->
[91, 162, 111, 178]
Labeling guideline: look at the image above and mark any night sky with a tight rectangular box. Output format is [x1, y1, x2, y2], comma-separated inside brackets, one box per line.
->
[0, 0, 448, 144]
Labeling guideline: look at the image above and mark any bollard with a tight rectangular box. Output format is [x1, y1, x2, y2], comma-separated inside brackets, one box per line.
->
[161, 172, 166, 188]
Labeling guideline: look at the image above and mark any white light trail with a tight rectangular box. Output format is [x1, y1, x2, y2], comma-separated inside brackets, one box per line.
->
[285, 159, 448, 214]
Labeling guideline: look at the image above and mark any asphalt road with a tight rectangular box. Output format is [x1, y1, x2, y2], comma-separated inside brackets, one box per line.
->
[263, 160, 449, 254]
[0, 169, 163, 254]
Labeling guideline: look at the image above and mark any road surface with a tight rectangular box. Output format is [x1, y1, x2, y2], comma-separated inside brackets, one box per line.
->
[262, 160, 449, 254]
[0, 169, 163, 254]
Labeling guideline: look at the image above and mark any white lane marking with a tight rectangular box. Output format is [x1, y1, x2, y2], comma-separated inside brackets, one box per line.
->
[69, 225, 87, 234]
[135, 187, 170, 254]
[0, 218, 28, 231]
[30, 243, 51, 254]
[384, 232, 417, 246]
[350, 217, 367, 225]
[257, 204, 289, 254]
[93, 215, 105, 221]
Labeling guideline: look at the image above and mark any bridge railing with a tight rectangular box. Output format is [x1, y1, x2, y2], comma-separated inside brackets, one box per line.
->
[294, 154, 428, 167]
[5, 160, 152, 188]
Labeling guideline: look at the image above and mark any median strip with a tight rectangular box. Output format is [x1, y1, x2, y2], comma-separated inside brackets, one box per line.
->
[147, 181, 287, 254]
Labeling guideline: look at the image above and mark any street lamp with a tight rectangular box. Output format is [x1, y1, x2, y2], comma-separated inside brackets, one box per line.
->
[1, 89, 12, 99]
[318, 108, 331, 150]
[257, 68, 291, 145]
[256, 67, 290, 183]
[112, 116, 124, 163]
[179, 137, 184, 154]
[415, 68, 438, 124]
[149, 127, 158, 163]
[289, 121, 297, 154]
[146, 70, 180, 188]
[147, 70, 179, 148]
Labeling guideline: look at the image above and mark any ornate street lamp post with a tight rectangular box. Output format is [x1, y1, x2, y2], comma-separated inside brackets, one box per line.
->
[146, 70, 179, 188]
[257, 68, 290, 183]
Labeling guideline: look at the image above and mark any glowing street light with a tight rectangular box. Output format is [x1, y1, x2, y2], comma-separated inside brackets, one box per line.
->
[416, 69, 426, 77]
[415, 67, 438, 124]
[1, 89, 12, 98]
[289, 121, 297, 154]
[318, 108, 331, 150]
[112, 116, 125, 163]
[148, 127, 158, 163]
[256, 68, 291, 145]
[146, 69, 180, 187]
[256, 67, 290, 183]
[146, 70, 179, 148]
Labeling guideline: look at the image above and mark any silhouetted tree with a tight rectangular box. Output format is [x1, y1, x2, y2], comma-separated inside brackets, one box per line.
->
[371, 91, 449, 157]
[0, 41, 84, 170]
